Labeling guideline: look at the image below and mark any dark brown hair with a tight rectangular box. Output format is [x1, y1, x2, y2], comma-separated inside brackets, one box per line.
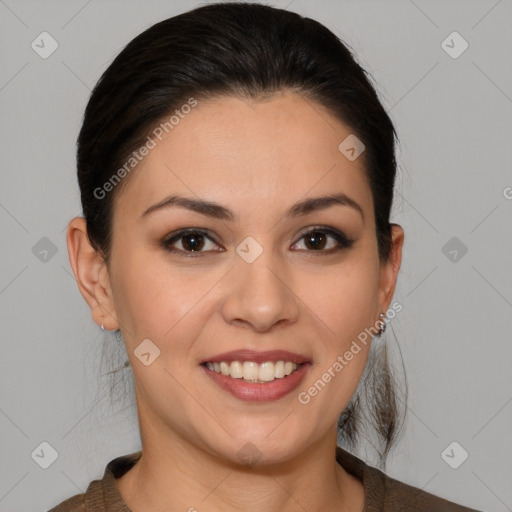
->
[78, 1, 407, 469]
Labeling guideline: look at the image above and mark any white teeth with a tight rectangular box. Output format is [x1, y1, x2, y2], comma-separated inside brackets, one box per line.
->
[243, 361, 259, 380]
[230, 361, 243, 378]
[284, 362, 294, 376]
[258, 362, 275, 382]
[220, 362, 230, 376]
[274, 360, 285, 378]
[205, 360, 302, 381]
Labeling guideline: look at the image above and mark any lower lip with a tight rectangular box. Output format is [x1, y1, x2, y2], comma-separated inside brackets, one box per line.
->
[201, 363, 311, 402]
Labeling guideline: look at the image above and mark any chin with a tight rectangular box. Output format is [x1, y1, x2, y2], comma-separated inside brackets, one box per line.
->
[211, 434, 304, 468]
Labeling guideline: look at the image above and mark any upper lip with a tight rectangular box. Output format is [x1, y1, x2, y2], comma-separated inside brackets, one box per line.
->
[200, 349, 311, 365]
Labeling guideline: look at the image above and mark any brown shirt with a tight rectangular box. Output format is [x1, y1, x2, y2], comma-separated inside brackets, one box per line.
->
[48, 446, 483, 511]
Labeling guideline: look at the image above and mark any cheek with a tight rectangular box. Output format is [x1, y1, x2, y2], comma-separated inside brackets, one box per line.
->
[109, 248, 173, 338]
[295, 258, 379, 410]
[111, 248, 221, 351]
[299, 259, 380, 341]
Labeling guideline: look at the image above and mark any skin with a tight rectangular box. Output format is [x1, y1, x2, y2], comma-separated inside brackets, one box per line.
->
[67, 91, 404, 512]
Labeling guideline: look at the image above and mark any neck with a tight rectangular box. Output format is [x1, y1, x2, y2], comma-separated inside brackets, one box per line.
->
[115, 413, 364, 512]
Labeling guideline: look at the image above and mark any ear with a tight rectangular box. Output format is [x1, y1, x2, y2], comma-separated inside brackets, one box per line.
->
[66, 217, 119, 330]
[377, 224, 404, 313]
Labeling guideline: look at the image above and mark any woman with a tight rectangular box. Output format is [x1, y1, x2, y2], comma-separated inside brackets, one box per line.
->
[50, 2, 482, 511]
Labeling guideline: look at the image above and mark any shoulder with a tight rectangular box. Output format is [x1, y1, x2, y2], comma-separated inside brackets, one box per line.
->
[47, 472, 105, 511]
[335, 446, 484, 512]
[47, 451, 141, 512]
[379, 471, 483, 511]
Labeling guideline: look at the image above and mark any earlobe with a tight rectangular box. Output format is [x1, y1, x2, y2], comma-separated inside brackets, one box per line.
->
[66, 217, 119, 330]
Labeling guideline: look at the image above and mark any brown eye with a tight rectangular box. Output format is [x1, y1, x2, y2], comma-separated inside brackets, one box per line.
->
[163, 229, 222, 257]
[162, 226, 354, 258]
[303, 230, 329, 250]
[291, 227, 354, 253]
[178, 232, 206, 251]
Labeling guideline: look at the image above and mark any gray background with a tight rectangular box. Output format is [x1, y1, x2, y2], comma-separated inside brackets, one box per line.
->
[0, 0, 511, 511]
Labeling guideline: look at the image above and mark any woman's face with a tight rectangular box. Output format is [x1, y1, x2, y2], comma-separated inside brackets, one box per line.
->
[83, 91, 402, 464]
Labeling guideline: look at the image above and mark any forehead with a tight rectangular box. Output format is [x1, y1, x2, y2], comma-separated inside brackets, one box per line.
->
[113, 92, 373, 223]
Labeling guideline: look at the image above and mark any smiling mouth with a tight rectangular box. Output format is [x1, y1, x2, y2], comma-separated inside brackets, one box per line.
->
[202, 360, 304, 383]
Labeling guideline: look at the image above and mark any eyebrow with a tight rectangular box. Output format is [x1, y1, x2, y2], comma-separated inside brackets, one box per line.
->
[141, 192, 364, 222]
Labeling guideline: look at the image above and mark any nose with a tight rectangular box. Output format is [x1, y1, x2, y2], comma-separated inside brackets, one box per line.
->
[220, 247, 300, 333]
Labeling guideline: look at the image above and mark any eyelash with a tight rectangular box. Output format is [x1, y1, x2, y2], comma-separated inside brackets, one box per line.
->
[161, 226, 355, 258]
